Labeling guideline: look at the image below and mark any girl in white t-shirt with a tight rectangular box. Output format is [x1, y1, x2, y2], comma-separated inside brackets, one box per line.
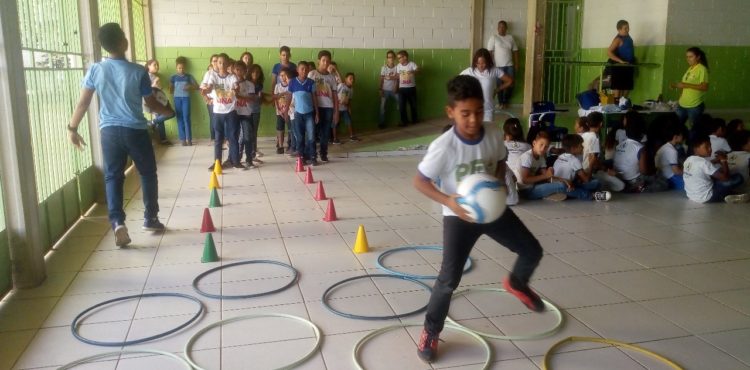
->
[204, 53, 241, 170]
[503, 118, 530, 205]
[201, 54, 219, 143]
[460, 48, 513, 123]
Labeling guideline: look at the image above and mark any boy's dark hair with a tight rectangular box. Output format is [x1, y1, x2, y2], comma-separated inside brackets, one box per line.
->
[397, 50, 409, 58]
[279, 45, 291, 54]
[234, 61, 247, 71]
[587, 111, 604, 128]
[99, 23, 126, 53]
[297, 60, 309, 69]
[728, 119, 745, 134]
[729, 130, 750, 151]
[575, 117, 590, 131]
[533, 130, 551, 142]
[691, 135, 711, 149]
[498, 20, 508, 27]
[386, 50, 396, 57]
[345, 72, 355, 78]
[317, 50, 332, 60]
[709, 118, 726, 133]
[175, 56, 187, 66]
[503, 118, 524, 141]
[616, 19, 629, 30]
[562, 134, 583, 151]
[663, 121, 687, 142]
[624, 111, 646, 141]
[278, 67, 291, 76]
[446, 75, 483, 107]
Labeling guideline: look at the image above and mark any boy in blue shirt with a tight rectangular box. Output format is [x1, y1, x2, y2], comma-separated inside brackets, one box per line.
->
[169, 56, 198, 146]
[288, 61, 319, 165]
[67, 23, 173, 247]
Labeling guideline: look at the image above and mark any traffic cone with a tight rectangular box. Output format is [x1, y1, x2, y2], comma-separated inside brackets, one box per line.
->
[200, 207, 216, 233]
[304, 167, 315, 184]
[201, 233, 219, 263]
[213, 159, 223, 175]
[295, 157, 304, 172]
[209, 171, 221, 189]
[353, 224, 369, 254]
[314, 181, 327, 201]
[209, 188, 222, 208]
[323, 198, 337, 221]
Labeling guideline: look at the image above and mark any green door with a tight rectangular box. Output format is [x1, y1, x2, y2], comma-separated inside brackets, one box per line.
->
[543, 0, 583, 105]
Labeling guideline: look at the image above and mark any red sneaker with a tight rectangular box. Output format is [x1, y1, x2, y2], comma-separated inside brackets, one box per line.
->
[503, 276, 545, 312]
[416, 328, 439, 362]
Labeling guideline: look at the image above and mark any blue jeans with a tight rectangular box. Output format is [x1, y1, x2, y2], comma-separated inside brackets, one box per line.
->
[566, 179, 601, 200]
[709, 173, 744, 202]
[379, 90, 399, 127]
[206, 104, 215, 140]
[152, 111, 174, 141]
[238, 113, 258, 162]
[213, 111, 239, 164]
[497, 66, 515, 105]
[293, 111, 316, 160]
[675, 103, 704, 127]
[174, 97, 191, 141]
[667, 175, 685, 190]
[317, 107, 333, 158]
[520, 182, 567, 200]
[100, 126, 159, 225]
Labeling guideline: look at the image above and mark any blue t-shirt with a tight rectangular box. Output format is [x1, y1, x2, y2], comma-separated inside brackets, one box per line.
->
[82, 58, 152, 129]
[616, 35, 635, 63]
[272, 62, 297, 78]
[288, 77, 315, 114]
[170, 73, 197, 98]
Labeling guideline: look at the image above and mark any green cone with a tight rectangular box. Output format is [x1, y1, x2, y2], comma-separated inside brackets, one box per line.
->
[201, 233, 219, 263]
[209, 187, 222, 208]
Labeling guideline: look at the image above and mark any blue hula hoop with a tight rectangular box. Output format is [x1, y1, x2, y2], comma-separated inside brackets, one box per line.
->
[192, 260, 299, 300]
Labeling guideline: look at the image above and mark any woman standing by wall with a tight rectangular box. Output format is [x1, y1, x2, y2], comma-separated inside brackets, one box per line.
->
[671, 47, 709, 127]
[607, 20, 635, 98]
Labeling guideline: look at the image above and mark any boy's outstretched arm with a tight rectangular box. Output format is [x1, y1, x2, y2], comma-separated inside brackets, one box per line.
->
[413, 172, 471, 222]
[68, 88, 95, 150]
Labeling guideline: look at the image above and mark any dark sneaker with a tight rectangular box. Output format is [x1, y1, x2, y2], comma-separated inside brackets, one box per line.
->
[320, 155, 329, 163]
[160, 140, 173, 146]
[349, 136, 360, 142]
[416, 328, 439, 362]
[593, 191, 611, 202]
[142, 218, 165, 232]
[112, 222, 131, 248]
[233, 162, 245, 169]
[332, 139, 341, 144]
[276, 147, 284, 154]
[503, 276, 545, 312]
[311, 159, 320, 166]
[222, 160, 232, 168]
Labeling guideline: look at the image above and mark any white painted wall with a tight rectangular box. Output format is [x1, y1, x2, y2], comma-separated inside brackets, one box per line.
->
[581, 0, 669, 48]
[151, 0, 472, 49]
[666, 0, 750, 45]
[483, 0, 528, 48]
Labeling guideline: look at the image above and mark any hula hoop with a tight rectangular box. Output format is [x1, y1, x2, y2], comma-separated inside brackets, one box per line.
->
[376, 245, 472, 279]
[58, 349, 192, 369]
[184, 313, 321, 370]
[71, 292, 204, 347]
[192, 260, 299, 299]
[446, 288, 563, 340]
[543, 336, 685, 370]
[322, 274, 432, 320]
[352, 322, 492, 370]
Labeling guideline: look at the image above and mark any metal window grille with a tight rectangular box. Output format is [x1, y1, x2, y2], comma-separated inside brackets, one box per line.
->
[97, 0, 122, 57]
[543, 0, 583, 104]
[131, 0, 148, 64]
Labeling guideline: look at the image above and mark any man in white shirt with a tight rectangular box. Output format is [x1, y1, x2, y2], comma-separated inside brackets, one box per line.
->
[487, 20, 519, 109]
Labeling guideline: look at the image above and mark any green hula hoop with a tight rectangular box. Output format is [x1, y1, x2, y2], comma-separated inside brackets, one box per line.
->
[184, 313, 321, 370]
[446, 287, 564, 340]
[58, 349, 192, 369]
[352, 322, 492, 370]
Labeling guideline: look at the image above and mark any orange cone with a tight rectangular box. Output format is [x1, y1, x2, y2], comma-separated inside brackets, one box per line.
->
[323, 198, 337, 222]
[304, 167, 315, 184]
[314, 181, 327, 201]
[200, 208, 216, 233]
[295, 157, 304, 172]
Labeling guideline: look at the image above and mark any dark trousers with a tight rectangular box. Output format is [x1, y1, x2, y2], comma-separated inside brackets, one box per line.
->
[206, 104, 215, 140]
[398, 87, 418, 124]
[212, 111, 239, 164]
[424, 209, 543, 334]
[709, 173, 745, 202]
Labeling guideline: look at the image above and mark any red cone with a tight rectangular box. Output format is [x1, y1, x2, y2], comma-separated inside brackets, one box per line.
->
[304, 167, 315, 184]
[314, 181, 327, 201]
[200, 208, 216, 233]
[323, 198, 337, 222]
[295, 157, 304, 172]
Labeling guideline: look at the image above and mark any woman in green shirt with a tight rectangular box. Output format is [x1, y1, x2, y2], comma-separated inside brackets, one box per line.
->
[671, 47, 709, 126]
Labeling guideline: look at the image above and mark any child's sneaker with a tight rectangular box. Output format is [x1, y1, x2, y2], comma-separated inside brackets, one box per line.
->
[276, 147, 284, 154]
[593, 191, 611, 202]
[416, 328, 439, 362]
[349, 136, 360, 142]
[320, 155, 329, 163]
[256, 151, 264, 157]
[311, 159, 320, 166]
[503, 275, 545, 312]
[233, 162, 246, 169]
[142, 218, 165, 232]
[543, 193, 567, 202]
[222, 160, 232, 169]
[724, 193, 750, 204]
[112, 222, 131, 248]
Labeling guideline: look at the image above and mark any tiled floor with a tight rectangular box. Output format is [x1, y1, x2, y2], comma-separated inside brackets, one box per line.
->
[1, 138, 750, 370]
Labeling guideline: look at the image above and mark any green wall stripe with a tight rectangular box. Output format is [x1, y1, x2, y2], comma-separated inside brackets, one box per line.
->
[0, 230, 9, 296]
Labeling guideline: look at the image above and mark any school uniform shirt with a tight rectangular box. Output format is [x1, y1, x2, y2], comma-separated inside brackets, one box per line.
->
[655, 142, 679, 180]
[380, 64, 398, 92]
[272, 62, 297, 78]
[709, 135, 731, 159]
[307, 70, 337, 108]
[205, 72, 237, 114]
[517, 149, 547, 189]
[505, 140, 531, 181]
[616, 129, 646, 144]
[683, 155, 718, 203]
[337, 83, 352, 112]
[486, 33, 518, 67]
[460, 67, 505, 122]
[201, 69, 218, 102]
[396, 61, 418, 88]
[235, 80, 255, 116]
[418, 123, 507, 217]
[553, 153, 583, 181]
[614, 138, 644, 181]
[82, 58, 152, 129]
[274, 82, 290, 116]
[728, 151, 750, 190]
[580, 131, 600, 170]
[288, 77, 316, 114]
[170, 73, 197, 98]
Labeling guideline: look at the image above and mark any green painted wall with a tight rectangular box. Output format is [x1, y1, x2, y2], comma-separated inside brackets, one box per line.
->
[0, 230, 9, 296]
[154, 47, 527, 138]
[577, 46, 666, 104]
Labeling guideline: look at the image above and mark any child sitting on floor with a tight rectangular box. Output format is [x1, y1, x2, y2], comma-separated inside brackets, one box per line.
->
[655, 122, 687, 190]
[518, 131, 567, 201]
[503, 117, 531, 205]
[553, 134, 611, 201]
[709, 118, 731, 159]
[584, 112, 625, 191]
[684, 135, 749, 203]
[728, 131, 750, 193]
[613, 115, 668, 193]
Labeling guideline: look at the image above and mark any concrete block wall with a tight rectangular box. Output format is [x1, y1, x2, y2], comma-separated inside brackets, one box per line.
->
[482, 0, 528, 48]
[152, 0, 472, 49]
[666, 0, 750, 46]
[581, 0, 669, 48]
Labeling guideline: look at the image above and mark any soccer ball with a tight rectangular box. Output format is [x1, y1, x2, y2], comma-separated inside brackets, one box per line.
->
[456, 173, 507, 224]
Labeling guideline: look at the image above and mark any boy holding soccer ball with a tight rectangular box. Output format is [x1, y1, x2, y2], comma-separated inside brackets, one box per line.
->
[413, 75, 544, 363]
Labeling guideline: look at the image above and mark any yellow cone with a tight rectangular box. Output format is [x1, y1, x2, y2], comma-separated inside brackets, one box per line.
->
[209, 171, 221, 189]
[213, 159, 222, 175]
[353, 224, 369, 254]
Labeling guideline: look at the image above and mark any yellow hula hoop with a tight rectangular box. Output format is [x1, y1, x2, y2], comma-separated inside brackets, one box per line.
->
[542, 336, 684, 370]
